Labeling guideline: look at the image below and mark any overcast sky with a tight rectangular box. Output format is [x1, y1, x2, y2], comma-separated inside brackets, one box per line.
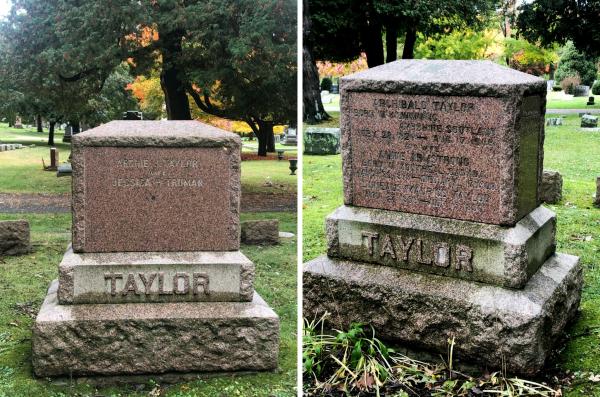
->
[0, 0, 9, 18]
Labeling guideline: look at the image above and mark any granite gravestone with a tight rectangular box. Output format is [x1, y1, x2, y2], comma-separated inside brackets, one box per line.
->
[304, 60, 582, 375]
[304, 127, 341, 155]
[32, 120, 279, 377]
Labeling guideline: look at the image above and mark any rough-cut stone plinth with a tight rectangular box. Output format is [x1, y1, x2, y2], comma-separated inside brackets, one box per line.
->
[540, 170, 563, 204]
[340, 60, 546, 226]
[303, 253, 581, 375]
[241, 220, 280, 245]
[0, 220, 31, 256]
[58, 246, 254, 304]
[71, 120, 241, 253]
[33, 280, 279, 377]
[326, 205, 556, 288]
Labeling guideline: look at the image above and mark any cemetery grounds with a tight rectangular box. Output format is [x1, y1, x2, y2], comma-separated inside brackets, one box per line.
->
[304, 112, 600, 396]
[0, 124, 298, 396]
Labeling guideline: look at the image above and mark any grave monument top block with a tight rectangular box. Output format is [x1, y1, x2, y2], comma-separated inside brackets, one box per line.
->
[71, 120, 241, 253]
[340, 60, 547, 225]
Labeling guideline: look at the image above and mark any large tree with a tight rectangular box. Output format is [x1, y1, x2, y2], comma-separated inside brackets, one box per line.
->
[21, 0, 296, 155]
[1, 1, 139, 144]
[303, 0, 329, 124]
[183, 0, 297, 156]
[516, 0, 600, 57]
[308, 0, 499, 67]
[303, 0, 498, 122]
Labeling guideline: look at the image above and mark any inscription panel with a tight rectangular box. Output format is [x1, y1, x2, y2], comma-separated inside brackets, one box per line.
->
[344, 93, 513, 223]
[71, 263, 246, 303]
[80, 146, 238, 252]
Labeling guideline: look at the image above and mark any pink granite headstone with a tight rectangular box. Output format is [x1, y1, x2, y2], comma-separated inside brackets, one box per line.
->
[71, 120, 241, 253]
[340, 60, 547, 226]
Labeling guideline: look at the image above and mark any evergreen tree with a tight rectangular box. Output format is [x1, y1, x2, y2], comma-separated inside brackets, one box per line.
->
[555, 42, 597, 86]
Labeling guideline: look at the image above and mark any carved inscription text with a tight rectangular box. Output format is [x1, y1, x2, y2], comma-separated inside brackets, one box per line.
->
[111, 157, 203, 189]
[361, 231, 473, 272]
[346, 92, 513, 222]
[104, 272, 210, 296]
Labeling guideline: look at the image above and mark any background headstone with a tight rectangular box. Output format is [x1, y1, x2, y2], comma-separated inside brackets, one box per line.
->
[581, 115, 598, 128]
[304, 127, 340, 155]
[540, 170, 563, 204]
[0, 220, 32, 256]
[241, 219, 279, 245]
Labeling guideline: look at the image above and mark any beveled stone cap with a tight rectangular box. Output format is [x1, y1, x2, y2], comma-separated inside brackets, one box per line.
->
[73, 120, 241, 148]
[341, 60, 546, 96]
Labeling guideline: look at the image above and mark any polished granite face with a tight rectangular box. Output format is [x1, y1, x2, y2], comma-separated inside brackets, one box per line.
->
[71, 121, 241, 253]
[340, 61, 546, 225]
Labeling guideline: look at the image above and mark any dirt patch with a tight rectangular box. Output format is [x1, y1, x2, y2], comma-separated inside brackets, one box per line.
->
[241, 153, 296, 161]
[0, 193, 71, 213]
[0, 192, 296, 213]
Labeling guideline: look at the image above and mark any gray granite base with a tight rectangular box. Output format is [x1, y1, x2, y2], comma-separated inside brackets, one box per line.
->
[326, 205, 556, 288]
[58, 246, 254, 304]
[303, 253, 582, 375]
[33, 280, 279, 377]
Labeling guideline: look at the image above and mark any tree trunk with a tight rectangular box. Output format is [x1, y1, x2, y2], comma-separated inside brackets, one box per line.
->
[385, 22, 398, 63]
[37, 115, 43, 132]
[303, 0, 330, 124]
[160, 29, 192, 120]
[363, 18, 384, 67]
[71, 121, 80, 133]
[267, 125, 275, 153]
[48, 121, 56, 146]
[402, 27, 417, 59]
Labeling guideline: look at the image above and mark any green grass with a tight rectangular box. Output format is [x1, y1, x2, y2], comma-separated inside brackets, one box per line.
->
[241, 139, 298, 157]
[0, 211, 297, 397]
[241, 160, 297, 194]
[302, 114, 600, 395]
[547, 93, 600, 109]
[0, 125, 72, 194]
[0, 124, 296, 196]
[305, 111, 340, 129]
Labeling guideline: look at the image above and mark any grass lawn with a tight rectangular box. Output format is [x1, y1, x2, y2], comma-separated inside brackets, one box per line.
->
[0, 211, 297, 396]
[241, 139, 298, 157]
[546, 92, 599, 109]
[303, 114, 600, 395]
[0, 124, 296, 196]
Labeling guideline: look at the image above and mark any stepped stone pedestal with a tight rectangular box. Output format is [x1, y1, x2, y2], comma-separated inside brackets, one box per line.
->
[33, 121, 279, 378]
[303, 60, 582, 375]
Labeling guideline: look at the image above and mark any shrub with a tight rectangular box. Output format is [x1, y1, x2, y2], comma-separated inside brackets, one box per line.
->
[593, 80, 600, 95]
[555, 41, 597, 86]
[320, 77, 332, 92]
[561, 75, 581, 94]
[552, 83, 563, 91]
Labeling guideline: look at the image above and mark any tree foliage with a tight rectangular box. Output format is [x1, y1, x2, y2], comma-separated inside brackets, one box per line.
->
[516, 0, 600, 57]
[554, 41, 597, 86]
[503, 38, 559, 76]
[184, 0, 297, 155]
[1, 0, 296, 155]
[0, 1, 139, 143]
[307, 0, 499, 66]
[415, 29, 497, 60]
